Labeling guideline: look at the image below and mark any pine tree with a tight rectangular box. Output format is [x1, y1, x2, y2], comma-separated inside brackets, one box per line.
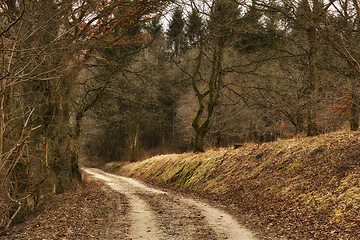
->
[235, 0, 265, 52]
[167, 8, 185, 55]
[208, 0, 240, 40]
[186, 10, 203, 45]
[145, 18, 163, 39]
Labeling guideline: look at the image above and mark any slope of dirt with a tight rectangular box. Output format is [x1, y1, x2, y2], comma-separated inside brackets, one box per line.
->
[0, 173, 131, 240]
[108, 131, 360, 239]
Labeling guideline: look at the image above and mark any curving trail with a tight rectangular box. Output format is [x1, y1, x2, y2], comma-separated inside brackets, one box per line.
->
[83, 167, 256, 240]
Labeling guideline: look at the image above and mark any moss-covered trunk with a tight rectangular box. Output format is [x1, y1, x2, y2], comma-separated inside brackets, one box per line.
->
[192, 40, 224, 153]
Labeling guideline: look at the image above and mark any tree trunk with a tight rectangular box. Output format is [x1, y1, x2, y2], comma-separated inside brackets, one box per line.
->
[193, 128, 207, 153]
[191, 30, 224, 152]
[350, 80, 359, 131]
[192, 83, 221, 152]
[129, 124, 140, 162]
[306, 0, 320, 137]
[0, 35, 6, 160]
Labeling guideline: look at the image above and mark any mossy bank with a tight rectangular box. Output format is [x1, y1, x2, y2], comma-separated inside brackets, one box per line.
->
[106, 131, 360, 239]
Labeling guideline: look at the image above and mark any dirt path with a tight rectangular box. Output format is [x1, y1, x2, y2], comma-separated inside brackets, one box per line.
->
[83, 167, 256, 240]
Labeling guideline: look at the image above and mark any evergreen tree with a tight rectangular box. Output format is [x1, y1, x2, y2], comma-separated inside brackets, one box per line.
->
[235, 0, 265, 52]
[263, 2, 285, 48]
[167, 8, 185, 55]
[186, 10, 203, 45]
[145, 17, 163, 39]
[208, 0, 240, 41]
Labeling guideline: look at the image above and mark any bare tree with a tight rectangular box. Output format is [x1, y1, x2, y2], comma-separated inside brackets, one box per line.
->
[0, 0, 172, 228]
[315, 0, 360, 130]
[186, 0, 240, 152]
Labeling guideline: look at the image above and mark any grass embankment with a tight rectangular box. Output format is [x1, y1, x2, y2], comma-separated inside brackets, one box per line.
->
[107, 131, 360, 238]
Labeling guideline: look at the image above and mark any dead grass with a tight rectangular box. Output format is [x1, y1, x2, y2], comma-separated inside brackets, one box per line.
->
[110, 130, 360, 239]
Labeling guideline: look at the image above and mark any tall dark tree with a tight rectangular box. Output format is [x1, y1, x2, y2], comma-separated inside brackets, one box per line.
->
[236, 0, 264, 52]
[167, 8, 185, 55]
[145, 18, 163, 39]
[267, 0, 326, 136]
[302, 0, 322, 136]
[191, 0, 239, 152]
[186, 10, 203, 45]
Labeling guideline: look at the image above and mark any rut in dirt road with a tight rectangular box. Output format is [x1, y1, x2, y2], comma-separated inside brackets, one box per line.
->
[83, 168, 256, 240]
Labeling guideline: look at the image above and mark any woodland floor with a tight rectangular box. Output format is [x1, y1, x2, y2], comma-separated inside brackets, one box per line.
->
[1, 163, 359, 239]
[0, 169, 255, 240]
[0, 173, 130, 240]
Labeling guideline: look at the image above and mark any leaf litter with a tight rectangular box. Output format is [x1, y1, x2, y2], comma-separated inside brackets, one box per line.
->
[113, 130, 360, 239]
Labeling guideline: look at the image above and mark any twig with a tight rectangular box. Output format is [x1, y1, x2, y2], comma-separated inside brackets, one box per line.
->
[0, 0, 25, 38]
[6, 204, 21, 229]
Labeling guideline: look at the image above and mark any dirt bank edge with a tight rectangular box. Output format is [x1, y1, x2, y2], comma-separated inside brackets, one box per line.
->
[107, 131, 360, 239]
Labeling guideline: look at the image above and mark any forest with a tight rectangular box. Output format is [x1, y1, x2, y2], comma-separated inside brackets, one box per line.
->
[1, 0, 360, 230]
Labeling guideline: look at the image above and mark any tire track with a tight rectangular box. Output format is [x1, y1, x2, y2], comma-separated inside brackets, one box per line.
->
[138, 192, 218, 239]
[83, 167, 256, 240]
[84, 168, 161, 239]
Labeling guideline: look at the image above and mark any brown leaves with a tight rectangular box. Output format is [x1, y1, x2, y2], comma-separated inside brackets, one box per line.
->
[118, 131, 360, 238]
[75, 0, 170, 48]
[1, 176, 129, 240]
